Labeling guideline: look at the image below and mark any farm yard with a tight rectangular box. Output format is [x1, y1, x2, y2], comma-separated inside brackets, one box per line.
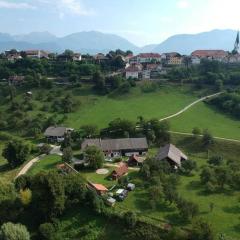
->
[20, 134, 240, 239]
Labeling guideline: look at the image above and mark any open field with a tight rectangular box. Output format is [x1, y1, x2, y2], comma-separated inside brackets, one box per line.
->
[28, 154, 62, 175]
[169, 102, 240, 140]
[66, 85, 199, 128]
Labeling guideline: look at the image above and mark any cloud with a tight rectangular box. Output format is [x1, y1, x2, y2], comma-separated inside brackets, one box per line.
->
[37, 0, 94, 17]
[0, 1, 35, 9]
[177, 0, 189, 9]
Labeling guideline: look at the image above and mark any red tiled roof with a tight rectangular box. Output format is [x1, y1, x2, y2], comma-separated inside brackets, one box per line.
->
[112, 162, 128, 177]
[138, 53, 161, 58]
[91, 183, 108, 191]
[191, 50, 227, 58]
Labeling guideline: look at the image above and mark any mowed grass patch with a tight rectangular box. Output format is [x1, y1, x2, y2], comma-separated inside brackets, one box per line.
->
[170, 102, 240, 140]
[66, 86, 198, 128]
[28, 154, 62, 175]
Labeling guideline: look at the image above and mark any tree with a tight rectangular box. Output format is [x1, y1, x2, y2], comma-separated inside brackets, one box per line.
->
[85, 146, 104, 170]
[0, 222, 30, 240]
[92, 70, 106, 91]
[62, 147, 73, 163]
[176, 198, 199, 220]
[39, 222, 56, 240]
[192, 127, 201, 138]
[123, 211, 137, 228]
[208, 155, 223, 166]
[80, 124, 99, 138]
[2, 140, 30, 168]
[181, 160, 197, 175]
[190, 219, 214, 240]
[202, 129, 214, 149]
[31, 171, 65, 220]
[19, 188, 32, 206]
[40, 144, 52, 155]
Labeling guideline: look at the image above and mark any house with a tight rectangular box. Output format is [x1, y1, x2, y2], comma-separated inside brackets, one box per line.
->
[44, 126, 73, 142]
[5, 50, 22, 62]
[155, 144, 188, 168]
[111, 162, 128, 180]
[73, 53, 82, 61]
[94, 53, 109, 64]
[8, 75, 25, 85]
[225, 54, 240, 63]
[167, 56, 183, 65]
[191, 50, 228, 62]
[88, 182, 108, 195]
[81, 138, 148, 157]
[125, 64, 142, 79]
[130, 53, 161, 64]
[24, 50, 49, 59]
[128, 154, 146, 166]
[191, 56, 201, 65]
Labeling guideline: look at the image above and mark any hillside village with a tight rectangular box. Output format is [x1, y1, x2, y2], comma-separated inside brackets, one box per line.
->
[0, 30, 240, 240]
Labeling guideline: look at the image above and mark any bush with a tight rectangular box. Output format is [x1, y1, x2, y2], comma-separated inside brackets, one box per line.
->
[0, 222, 30, 240]
[39, 222, 56, 240]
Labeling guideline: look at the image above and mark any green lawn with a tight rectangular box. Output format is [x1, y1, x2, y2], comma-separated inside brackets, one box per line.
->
[28, 154, 62, 175]
[170, 102, 240, 140]
[66, 85, 198, 128]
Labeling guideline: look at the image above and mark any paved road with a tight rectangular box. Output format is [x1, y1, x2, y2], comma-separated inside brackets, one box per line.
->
[159, 92, 222, 122]
[16, 154, 46, 178]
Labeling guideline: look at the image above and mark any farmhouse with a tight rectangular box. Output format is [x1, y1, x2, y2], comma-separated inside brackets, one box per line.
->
[111, 162, 128, 180]
[44, 126, 73, 142]
[155, 144, 188, 168]
[81, 138, 148, 157]
[88, 182, 108, 195]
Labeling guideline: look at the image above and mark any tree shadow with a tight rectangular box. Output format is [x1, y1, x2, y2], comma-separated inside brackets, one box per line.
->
[0, 163, 12, 173]
[223, 205, 240, 214]
[165, 213, 188, 226]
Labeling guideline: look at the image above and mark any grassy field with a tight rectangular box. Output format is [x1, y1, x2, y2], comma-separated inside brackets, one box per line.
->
[66, 85, 198, 128]
[170, 102, 240, 140]
[28, 154, 62, 175]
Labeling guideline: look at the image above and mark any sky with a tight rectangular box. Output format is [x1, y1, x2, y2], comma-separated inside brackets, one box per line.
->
[0, 0, 240, 46]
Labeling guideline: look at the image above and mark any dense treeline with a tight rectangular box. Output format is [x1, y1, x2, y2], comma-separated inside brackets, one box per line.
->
[167, 59, 240, 89]
[208, 91, 240, 119]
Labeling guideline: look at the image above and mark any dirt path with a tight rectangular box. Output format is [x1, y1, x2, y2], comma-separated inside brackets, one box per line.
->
[104, 163, 139, 171]
[16, 154, 46, 178]
[170, 131, 240, 144]
[159, 92, 222, 122]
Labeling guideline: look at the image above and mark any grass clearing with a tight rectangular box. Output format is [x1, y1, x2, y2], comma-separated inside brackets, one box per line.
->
[28, 154, 62, 175]
[170, 102, 240, 140]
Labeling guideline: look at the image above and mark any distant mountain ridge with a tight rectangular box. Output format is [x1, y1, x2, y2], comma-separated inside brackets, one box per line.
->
[0, 29, 237, 54]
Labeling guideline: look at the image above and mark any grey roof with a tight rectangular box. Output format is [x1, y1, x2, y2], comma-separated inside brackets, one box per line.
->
[81, 138, 148, 151]
[44, 126, 67, 137]
[155, 144, 188, 166]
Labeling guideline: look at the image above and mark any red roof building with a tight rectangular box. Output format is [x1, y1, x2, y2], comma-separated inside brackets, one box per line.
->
[191, 50, 227, 59]
[88, 182, 108, 195]
[111, 162, 128, 180]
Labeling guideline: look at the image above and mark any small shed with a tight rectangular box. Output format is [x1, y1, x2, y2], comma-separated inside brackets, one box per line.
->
[128, 154, 146, 166]
[111, 162, 128, 180]
[127, 183, 135, 191]
[106, 197, 116, 207]
[88, 182, 108, 196]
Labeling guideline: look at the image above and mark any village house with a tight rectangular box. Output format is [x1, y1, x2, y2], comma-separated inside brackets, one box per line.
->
[72, 53, 82, 61]
[5, 50, 22, 62]
[88, 182, 108, 195]
[130, 53, 161, 64]
[44, 126, 73, 142]
[155, 143, 188, 168]
[111, 162, 128, 180]
[191, 50, 228, 62]
[191, 56, 201, 65]
[125, 64, 143, 79]
[81, 137, 148, 157]
[24, 50, 49, 59]
[167, 56, 183, 65]
[94, 53, 109, 64]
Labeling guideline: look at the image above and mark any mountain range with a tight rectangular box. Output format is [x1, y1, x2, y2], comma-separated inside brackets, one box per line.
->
[0, 29, 237, 55]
